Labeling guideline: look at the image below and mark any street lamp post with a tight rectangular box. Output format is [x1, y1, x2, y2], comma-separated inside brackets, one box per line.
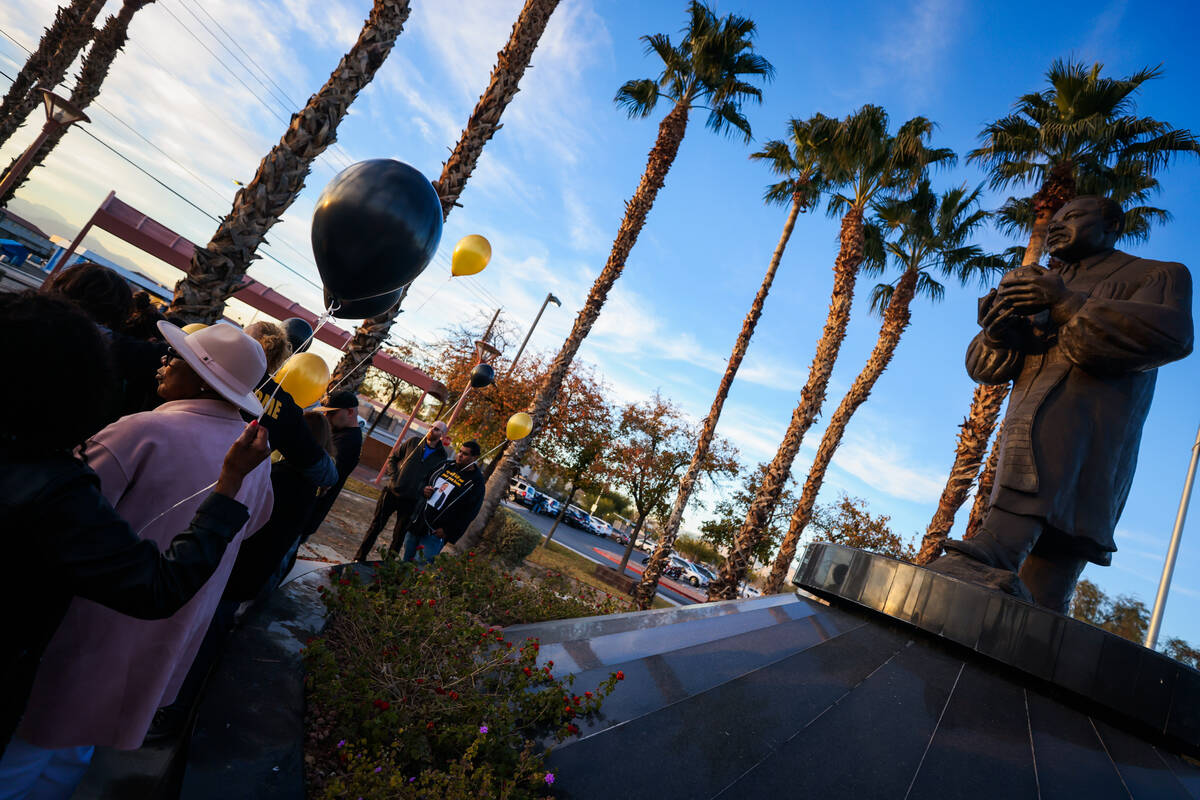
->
[506, 292, 561, 376]
[1145, 421, 1200, 650]
[0, 89, 90, 205]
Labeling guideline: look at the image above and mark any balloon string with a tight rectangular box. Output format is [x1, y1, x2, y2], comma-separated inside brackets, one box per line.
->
[408, 275, 452, 316]
[326, 340, 387, 395]
[255, 307, 337, 421]
[135, 480, 218, 536]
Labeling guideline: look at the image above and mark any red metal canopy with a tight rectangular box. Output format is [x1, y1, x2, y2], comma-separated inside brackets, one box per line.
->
[55, 191, 446, 401]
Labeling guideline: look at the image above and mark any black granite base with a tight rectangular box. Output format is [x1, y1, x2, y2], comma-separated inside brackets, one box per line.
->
[794, 543, 1200, 757]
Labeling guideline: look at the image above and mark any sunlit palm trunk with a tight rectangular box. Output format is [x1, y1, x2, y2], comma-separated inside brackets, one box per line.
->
[456, 103, 691, 554]
[0, 0, 103, 153]
[633, 194, 803, 609]
[168, 0, 412, 323]
[706, 206, 864, 600]
[330, 0, 560, 392]
[759, 267, 919, 595]
[914, 382, 1008, 564]
[0, 0, 153, 206]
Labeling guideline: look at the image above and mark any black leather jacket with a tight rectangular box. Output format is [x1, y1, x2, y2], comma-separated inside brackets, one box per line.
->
[0, 449, 249, 756]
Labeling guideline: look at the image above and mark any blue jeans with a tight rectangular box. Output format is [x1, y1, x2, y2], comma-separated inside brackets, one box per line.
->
[0, 737, 94, 800]
[400, 529, 445, 563]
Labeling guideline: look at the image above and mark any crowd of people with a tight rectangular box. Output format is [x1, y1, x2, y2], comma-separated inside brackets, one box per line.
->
[0, 261, 472, 798]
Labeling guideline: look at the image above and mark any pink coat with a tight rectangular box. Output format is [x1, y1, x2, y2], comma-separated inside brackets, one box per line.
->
[19, 399, 273, 750]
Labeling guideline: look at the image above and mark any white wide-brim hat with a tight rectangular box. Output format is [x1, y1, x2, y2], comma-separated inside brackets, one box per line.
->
[157, 320, 266, 415]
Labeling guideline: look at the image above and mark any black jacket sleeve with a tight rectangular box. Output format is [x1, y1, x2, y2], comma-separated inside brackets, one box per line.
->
[42, 478, 250, 619]
[250, 379, 325, 470]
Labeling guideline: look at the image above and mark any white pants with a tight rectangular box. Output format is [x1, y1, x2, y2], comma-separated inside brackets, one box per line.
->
[0, 738, 93, 800]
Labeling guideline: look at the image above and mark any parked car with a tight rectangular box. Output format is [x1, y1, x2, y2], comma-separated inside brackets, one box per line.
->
[536, 497, 561, 517]
[563, 505, 590, 529]
[675, 558, 712, 588]
[614, 532, 631, 546]
[586, 516, 612, 537]
[508, 478, 540, 507]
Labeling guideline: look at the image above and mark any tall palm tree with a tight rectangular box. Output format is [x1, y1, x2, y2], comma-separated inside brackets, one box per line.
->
[168, 0, 412, 323]
[328, 0, 561, 394]
[631, 114, 832, 609]
[705, 107, 954, 600]
[964, 419, 1002, 539]
[759, 182, 1004, 595]
[0, 0, 154, 207]
[456, 1, 772, 554]
[922, 59, 1200, 559]
[0, 0, 104, 152]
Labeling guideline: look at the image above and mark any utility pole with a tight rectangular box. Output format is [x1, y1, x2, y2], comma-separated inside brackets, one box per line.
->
[443, 308, 501, 431]
[507, 292, 560, 376]
[1145, 421, 1200, 650]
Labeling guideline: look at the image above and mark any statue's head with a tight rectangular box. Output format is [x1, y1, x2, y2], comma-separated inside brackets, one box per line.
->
[1046, 196, 1124, 261]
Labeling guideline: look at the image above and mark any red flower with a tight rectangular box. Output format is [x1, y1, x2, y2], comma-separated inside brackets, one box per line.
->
[415, 678, 424, 684]
[434, 687, 446, 695]
[567, 723, 580, 735]
[448, 690, 459, 700]
[426, 721, 435, 730]
[547, 660, 554, 668]
[428, 599, 436, 606]
[584, 691, 592, 698]
[372, 699, 391, 711]
[616, 671, 625, 680]
[523, 667, 532, 676]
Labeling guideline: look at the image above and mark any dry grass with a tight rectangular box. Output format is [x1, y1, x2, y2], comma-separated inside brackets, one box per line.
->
[344, 476, 382, 501]
[526, 541, 673, 610]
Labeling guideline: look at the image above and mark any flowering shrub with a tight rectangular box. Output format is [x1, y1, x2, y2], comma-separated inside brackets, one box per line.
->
[305, 552, 625, 798]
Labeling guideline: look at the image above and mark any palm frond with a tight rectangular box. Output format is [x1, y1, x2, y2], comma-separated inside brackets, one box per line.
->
[615, 79, 661, 118]
[868, 281, 894, 316]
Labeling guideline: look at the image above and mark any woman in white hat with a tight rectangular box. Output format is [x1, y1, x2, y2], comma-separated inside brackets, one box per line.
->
[1, 322, 275, 796]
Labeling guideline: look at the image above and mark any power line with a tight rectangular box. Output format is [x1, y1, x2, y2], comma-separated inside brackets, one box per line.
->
[180, 0, 357, 170]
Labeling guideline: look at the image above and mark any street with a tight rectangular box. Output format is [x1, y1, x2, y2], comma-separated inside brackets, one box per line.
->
[501, 500, 704, 606]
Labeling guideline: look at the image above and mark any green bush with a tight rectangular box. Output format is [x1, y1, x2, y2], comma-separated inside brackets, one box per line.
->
[674, 536, 719, 565]
[480, 507, 542, 566]
[305, 553, 626, 799]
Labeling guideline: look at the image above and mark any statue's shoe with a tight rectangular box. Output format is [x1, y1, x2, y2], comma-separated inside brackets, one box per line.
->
[927, 549, 1034, 604]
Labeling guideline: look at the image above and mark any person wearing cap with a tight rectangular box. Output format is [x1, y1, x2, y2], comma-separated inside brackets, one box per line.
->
[354, 420, 451, 561]
[298, 391, 364, 547]
[0, 292, 271, 763]
[4, 322, 275, 792]
[400, 440, 486, 563]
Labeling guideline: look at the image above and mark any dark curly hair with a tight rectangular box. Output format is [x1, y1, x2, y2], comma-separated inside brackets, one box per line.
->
[0, 291, 116, 454]
[122, 291, 166, 340]
[43, 261, 134, 331]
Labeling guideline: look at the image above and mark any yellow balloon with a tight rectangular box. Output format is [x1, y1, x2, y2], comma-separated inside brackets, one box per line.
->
[275, 352, 330, 408]
[451, 234, 491, 277]
[181, 323, 208, 334]
[506, 412, 533, 441]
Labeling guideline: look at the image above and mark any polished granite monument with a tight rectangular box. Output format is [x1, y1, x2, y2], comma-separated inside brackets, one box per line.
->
[528, 544, 1200, 799]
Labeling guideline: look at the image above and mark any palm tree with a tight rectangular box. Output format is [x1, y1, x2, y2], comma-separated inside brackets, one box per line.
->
[168, 0, 412, 323]
[705, 107, 954, 600]
[328, 0, 561, 394]
[0, 0, 154, 207]
[0, 0, 104, 153]
[759, 182, 1004, 596]
[456, 1, 772, 554]
[922, 59, 1200, 558]
[631, 115, 832, 609]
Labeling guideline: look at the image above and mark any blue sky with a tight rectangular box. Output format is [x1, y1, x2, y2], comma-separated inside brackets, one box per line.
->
[2, 0, 1198, 643]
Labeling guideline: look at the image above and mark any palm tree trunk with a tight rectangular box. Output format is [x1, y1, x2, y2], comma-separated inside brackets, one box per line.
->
[329, 0, 559, 394]
[965, 420, 1003, 539]
[757, 268, 920, 596]
[914, 382, 1008, 564]
[455, 102, 692, 554]
[0, 0, 103, 153]
[633, 194, 804, 609]
[704, 206, 865, 600]
[0, 0, 153, 207]
[168, 0, 412, 323]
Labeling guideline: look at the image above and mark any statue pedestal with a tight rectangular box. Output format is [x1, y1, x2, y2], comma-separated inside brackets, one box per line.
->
[527, 544, 1200, 799]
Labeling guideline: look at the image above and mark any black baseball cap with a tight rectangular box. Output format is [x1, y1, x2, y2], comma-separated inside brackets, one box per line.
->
[318, 391, 358, 411]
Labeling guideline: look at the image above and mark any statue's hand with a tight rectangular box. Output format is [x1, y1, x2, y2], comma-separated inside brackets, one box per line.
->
[998, 266, 1068, 314]
[979, 289, 1023, 346]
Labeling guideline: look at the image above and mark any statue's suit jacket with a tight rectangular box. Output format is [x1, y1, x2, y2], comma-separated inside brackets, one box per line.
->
[966, 249, 1193, 564]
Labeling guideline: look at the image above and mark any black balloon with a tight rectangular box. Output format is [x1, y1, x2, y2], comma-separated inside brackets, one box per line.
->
[470, 363, 495, 389]
[280, 317, 313, 353]
[311, 159, 443, 307]
[323, 288, 403, 320]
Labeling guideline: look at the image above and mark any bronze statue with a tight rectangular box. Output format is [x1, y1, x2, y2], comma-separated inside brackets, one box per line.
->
[932, 196, 1193, 612]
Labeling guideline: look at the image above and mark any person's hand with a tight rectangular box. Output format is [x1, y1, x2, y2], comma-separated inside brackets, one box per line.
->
[215, 422, 270, 497]
[423, 486, 435, 498]
[997, 265, 1069, 314]
[434, 528, 445, 539]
